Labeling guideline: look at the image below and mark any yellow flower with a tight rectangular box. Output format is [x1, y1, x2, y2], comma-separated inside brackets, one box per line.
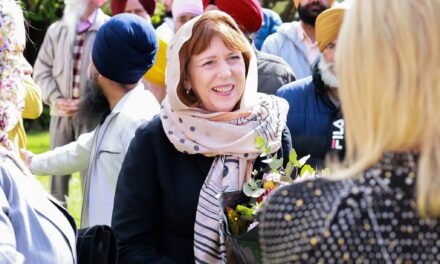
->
[263, 181, 276, 190]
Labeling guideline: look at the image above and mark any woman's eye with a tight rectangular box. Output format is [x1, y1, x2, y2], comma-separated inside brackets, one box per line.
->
[229, 55, 241, 60]
[203, 61, 214, 66]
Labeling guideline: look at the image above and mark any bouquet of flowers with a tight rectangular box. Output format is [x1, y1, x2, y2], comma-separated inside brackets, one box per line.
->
[220, 137, 328, 263]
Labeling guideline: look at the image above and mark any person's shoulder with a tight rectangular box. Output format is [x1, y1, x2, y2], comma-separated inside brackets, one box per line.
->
[276, 76, 314, 97]
[257, 50, 292, 68]
[261, 22, 293, 47]
[46, 19, 65, 34]
[134, 115, 164, 139]
[260, 178, 353, 235]
[120, 89, 160, 118]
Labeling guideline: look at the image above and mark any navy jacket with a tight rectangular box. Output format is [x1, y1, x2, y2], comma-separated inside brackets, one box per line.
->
[276, 64, 344, 168]
[111, 117, 291, 263]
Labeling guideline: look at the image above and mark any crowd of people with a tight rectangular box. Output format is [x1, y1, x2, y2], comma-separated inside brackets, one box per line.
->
[0, 0, 439, 263]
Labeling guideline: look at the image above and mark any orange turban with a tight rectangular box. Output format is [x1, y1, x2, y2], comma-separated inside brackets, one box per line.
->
[144, 37, 167, 86]
[316, 7, 345, 52]
[294, 0, 336, 8]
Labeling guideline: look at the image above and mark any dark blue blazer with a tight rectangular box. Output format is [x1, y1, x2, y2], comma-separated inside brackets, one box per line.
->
[111, 116, 291, 263]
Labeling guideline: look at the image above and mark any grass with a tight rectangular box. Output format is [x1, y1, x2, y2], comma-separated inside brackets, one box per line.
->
[27, 130, 83, 227]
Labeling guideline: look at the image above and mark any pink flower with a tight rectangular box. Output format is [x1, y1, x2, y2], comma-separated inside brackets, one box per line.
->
[262, 172, 281, 183]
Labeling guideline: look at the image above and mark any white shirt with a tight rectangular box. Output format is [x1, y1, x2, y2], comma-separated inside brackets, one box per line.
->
[31, 84, 160, 227]
[156, 17, 175, 44]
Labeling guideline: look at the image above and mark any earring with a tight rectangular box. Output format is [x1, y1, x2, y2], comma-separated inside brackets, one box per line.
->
[185, 89, 191, 95]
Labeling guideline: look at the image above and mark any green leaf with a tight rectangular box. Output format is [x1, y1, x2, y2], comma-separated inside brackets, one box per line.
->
[256, 136, 266, 149]
[236, 204, 255, 216]
[264, 146, 271, 155]
[289, 148, 298, 164]
[243, 178, 266, 197]
[262, 158, 273, 164]
[284, 162, 294, 179]
[298, 155, 311, 167]
[269, 158, 283, 172]
[250, 188, 266, 198]
[300, 164, 314, 177]
[280, 175, 294, 183]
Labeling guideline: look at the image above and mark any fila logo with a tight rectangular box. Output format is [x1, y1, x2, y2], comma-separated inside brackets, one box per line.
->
[331, 119, 344, 150]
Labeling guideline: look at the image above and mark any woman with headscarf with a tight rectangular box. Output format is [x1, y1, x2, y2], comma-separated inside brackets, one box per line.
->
[111, 10, 291, 263]
[0, 1, 77, 262]
[259, 0, 440, 263]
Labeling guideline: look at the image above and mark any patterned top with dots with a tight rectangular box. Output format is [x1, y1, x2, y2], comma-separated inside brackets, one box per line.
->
[259, 152, 440, 264]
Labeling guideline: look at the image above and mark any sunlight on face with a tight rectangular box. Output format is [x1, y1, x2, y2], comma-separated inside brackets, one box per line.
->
[185, 35, 246, 113]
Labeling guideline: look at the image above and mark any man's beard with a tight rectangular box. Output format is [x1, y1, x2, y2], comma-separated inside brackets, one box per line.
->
[318, 55, 339, 88]
[298, 2, 328, 26]
[78, 76, 110, 127]
[63, 0, 87, 42]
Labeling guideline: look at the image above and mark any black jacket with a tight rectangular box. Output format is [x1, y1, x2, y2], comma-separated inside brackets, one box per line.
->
[111, 117, 291, 263]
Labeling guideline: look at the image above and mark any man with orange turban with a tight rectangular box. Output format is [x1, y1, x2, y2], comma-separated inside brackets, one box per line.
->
[276, 7, 346, 168]
[262, 0, 334, 79]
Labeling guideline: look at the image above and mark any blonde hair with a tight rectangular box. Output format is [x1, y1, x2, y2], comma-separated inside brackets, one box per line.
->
[177, 11, 252, 106]
[335, 0, 440, 217]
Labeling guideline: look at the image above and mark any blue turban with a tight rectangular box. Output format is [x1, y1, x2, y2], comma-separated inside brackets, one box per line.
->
[92, 13, 158, 84]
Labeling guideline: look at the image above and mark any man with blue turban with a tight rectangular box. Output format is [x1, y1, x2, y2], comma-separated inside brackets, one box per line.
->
[23, 14, 160, 228]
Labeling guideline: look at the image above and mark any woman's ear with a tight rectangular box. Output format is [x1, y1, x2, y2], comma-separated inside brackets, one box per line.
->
[184, 77, 192, 93]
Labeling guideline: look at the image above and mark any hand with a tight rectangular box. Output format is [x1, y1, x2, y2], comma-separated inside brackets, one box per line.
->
[20, 148, 34, 170]
[55, 98, 80, 117]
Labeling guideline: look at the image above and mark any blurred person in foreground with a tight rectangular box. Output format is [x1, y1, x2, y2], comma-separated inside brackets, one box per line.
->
[111, 10, 291, 263]
[33, 0, 108, 203]
[0, 1, 76, 262]
[259, 0, 440, 263]
[277, 7, 345, 168]
[262, 0, 334, 79]
[203, 0, 295, 95]
[25, 14, 160, 228]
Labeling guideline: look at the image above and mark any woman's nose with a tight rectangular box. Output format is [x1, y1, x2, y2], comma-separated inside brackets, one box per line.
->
[216, 60, 232, 78]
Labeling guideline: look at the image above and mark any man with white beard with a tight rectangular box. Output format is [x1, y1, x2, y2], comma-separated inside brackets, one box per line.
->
[33, 0, 108, 203]
[276, 7, 346, 168]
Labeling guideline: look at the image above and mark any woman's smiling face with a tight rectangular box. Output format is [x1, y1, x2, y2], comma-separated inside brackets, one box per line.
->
[184, 35, 246, 113]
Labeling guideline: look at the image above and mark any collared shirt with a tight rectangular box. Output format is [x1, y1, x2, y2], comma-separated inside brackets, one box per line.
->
[77, 9, 98, 33]
[297, 22, 320, 65]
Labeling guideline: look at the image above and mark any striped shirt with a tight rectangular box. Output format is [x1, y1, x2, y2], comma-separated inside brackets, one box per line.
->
[71, 32, 86, 99]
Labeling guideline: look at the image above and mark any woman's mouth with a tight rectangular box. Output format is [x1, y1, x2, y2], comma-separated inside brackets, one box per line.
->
[212, 84, 234, 95]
